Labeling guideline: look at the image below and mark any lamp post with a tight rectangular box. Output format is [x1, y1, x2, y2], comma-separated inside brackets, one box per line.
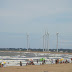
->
[56, 32, 59, 52]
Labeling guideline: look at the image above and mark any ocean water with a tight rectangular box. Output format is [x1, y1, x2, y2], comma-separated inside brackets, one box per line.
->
[0, 51, 72, 67]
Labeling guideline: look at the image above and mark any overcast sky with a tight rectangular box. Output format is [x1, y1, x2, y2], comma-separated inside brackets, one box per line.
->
[0, 0, 72, 49]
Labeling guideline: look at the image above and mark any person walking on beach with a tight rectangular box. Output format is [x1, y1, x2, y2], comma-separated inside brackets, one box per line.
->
[44, 60, 45, 64]
[71, 58, 72, 63]
[20, 61, 22, 66]
[55, 59, 57, 64]
[51, 59, 53, 64]
[1, 62, 4, 67]
[37, 59, 38, 63]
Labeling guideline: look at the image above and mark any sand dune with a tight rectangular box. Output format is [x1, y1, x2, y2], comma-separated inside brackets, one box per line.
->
[0, 63, 72, 72]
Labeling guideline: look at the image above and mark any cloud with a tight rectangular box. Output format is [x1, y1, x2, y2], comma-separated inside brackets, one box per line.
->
[0, 0, 72, 19]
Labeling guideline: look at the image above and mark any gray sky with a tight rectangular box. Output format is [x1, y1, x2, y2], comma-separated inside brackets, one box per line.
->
[0, 0, 72, 49]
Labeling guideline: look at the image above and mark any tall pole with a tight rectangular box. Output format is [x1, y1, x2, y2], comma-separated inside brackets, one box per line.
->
[45, 32, 47, 51]
[27, 34, 29, 51]
[56, 32, 59, 52]
[43, 35, 45, 52]
[47, 32, 49, 52]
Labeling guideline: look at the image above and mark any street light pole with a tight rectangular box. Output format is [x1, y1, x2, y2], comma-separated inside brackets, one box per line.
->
[56, 32, 59, 52]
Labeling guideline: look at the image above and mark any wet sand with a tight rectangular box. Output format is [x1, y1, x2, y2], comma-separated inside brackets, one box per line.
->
[0, 63, 72, 72]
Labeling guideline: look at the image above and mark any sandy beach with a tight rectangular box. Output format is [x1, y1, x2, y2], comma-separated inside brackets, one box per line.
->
[0, 63, 72, 72]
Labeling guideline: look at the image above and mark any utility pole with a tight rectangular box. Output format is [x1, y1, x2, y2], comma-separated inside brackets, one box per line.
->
[56, 32, 59, 52]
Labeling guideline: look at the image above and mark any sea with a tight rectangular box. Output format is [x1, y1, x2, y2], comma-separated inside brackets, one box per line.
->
[0, 51, 72, 67]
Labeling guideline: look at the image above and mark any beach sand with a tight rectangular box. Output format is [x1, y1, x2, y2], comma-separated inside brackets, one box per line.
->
[0, 63, 72, 72]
